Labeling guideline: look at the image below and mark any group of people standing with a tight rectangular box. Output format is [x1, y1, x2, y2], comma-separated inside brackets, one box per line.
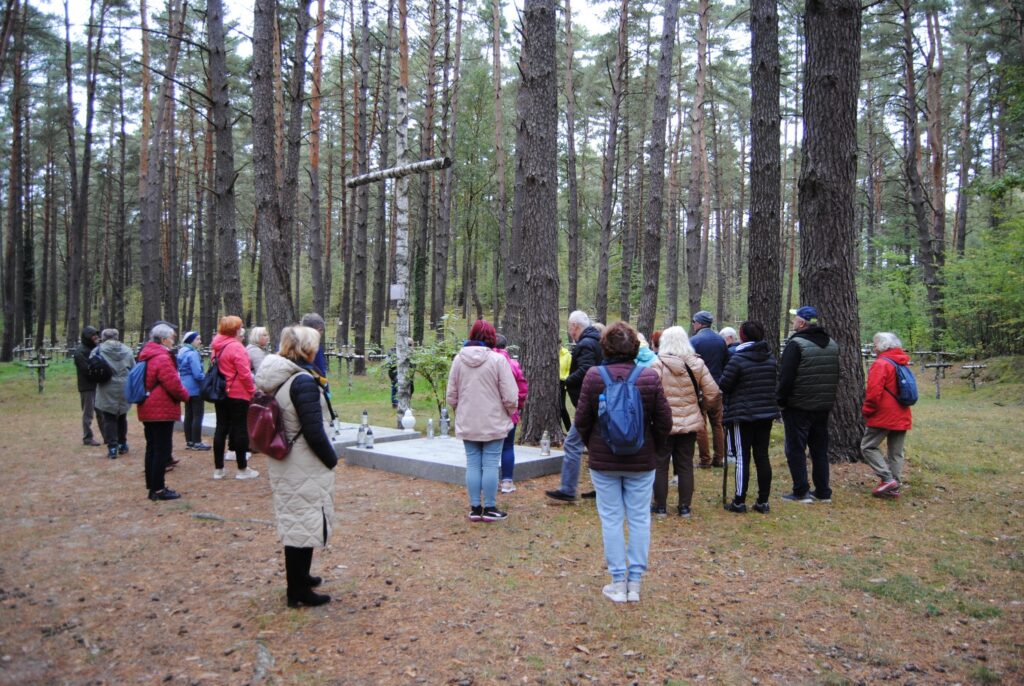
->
[529, 307, 913, 604]
[73, 315, 339, 608]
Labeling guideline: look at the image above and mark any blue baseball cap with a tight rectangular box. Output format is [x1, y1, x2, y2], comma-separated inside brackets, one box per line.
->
[789, 306, 818, 322]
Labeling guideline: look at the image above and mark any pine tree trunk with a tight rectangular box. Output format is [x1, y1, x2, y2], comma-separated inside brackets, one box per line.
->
[953, 39, 974, 257]
[594, 0, 628, 325]
[491, 0, 507, 328]
[282, 0, 312, 318]
[636, 0, 679, 337]
[413, 0, 438, 343]
[563, 0, 580, 314]
[308, 0, 327, 317]
[138, 0, 183, 330]
[508, 0, 561, 443]
[351, 0, 371, 373]
[685, 0, 709, 318]
[2, 9, 23, 361]
[901, 0, 942, 344]
[798, 0, 864, 462]
[747, 0, 782, 355]
[253, 0, 295, 336]
[207, 0, 243, 316]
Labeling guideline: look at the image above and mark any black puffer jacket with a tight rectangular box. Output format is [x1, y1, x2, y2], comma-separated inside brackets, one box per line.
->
[565, 326, 603, 407]
[73, 326, 100, 392]
[718, 340, 779, 423]
[290, 373, 338, 469]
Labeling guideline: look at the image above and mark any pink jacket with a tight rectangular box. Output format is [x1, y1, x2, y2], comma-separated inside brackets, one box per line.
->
[446, 345, 518, 441]
[495, 348, 528, 424]
[211, 334, 256, 401]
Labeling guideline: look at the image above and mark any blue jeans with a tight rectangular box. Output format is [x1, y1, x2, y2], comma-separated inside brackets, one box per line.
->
[500, 425, 517, 481]
[464, 438, 503, 508]
[782, 407, 831, 499]
[558, 424, 585, 496]
[590, 468, 656, 583]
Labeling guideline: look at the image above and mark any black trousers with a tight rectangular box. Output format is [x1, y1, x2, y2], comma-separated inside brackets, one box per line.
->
[97, 410, 127, 448]
[183, 396, 205, 444]
[214, 398, 250, 469]
[730, 418, 774, 504]
[144, 421, 174, 493]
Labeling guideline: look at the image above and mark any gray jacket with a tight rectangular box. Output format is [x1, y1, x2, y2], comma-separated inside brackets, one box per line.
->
[93, 340, 136, 415]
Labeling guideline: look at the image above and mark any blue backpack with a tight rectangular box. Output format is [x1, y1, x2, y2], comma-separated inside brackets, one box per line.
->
[882, 358, 918, 406]
[596, 364, 646, 455]
[124, 361, 150, 405]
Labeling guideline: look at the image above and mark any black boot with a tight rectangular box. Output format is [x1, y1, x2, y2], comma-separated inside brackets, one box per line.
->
[285, 547, 330, 608]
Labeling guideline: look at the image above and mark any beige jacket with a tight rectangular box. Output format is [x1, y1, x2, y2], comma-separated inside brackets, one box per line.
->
[255, 354, 335, 549]
[445, 345, 518, 442]
[650, 352, 721, 435]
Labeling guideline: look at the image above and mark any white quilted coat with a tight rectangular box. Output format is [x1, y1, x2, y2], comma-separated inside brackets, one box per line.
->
[255, 354, 336, 548]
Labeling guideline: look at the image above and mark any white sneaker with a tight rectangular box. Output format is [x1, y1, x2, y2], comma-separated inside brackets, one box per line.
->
[602, 581, 627, 603]
[236, 467, 260, 480]
[500, 479, 517, 494]
[626, 581, 641, 602]
[213, 469, 225, 480]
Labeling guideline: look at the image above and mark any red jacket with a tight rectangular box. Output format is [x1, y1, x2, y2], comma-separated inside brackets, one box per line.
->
[211, 334, 256, 401]
[862, 348, 913, 431]
[136, 341, 189, 422]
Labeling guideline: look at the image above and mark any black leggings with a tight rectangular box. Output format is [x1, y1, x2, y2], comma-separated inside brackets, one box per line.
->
[214, 398, 250, 469]
[731, 418, 774, 504]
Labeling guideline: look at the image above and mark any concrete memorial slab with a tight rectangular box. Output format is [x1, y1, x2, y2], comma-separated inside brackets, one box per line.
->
[343, 437, 564, 485]
[186, 414, 562, 486]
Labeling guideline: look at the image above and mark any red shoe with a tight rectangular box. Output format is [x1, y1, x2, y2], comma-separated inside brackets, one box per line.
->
[872, 479, 899, 496]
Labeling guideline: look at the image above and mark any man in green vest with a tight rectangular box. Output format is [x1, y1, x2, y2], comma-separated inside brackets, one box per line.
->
[777, 305, 839, 504]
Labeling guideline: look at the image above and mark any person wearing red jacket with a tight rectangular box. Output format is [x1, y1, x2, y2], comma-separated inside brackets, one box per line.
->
[861, 332, 913, 498]
[210, 315, 259, 480]
[137, 323, 190, 500]
[494, 333, 529, 494]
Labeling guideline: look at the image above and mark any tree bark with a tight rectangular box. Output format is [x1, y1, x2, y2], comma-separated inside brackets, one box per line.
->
[138, 0, 183, 330]
[747, 0, 782, 355]
[798, 0, 864, 462]
[594, 0, 628, 325]
[953, 38, 974, 257]
[369, 0, 395, 350]
[413, 0, 438, 343]
[64, 0, 110, 345]
[253, 0, 295, 335]
[901, 0, 943, 344]
[685, 0, 709, 319]
[563, 0, 580, 314]
[207, 0, 243, 316]
[282, 0, 312, 318]
[307, 0, 327, 318]
[636, 0, 679, 337]
[351, 0, 371, 372]
[393, 0, 414, 414]
[491, 0, 508, 328]
[507, 0, 561, 443]
[2, 2, 23, 361]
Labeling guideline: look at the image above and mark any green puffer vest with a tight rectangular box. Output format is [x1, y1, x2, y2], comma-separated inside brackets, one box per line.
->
[787, 335, 840, 411]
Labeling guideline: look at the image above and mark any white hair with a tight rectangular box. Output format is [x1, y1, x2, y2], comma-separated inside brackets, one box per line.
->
[873, 332, 902, 352]
[150, 323, 175, 342]
[568, 310, 591, 328]
[719, 326, 737, 341]
[248, 326, 269, 345]
[657, 326, 695, 357]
